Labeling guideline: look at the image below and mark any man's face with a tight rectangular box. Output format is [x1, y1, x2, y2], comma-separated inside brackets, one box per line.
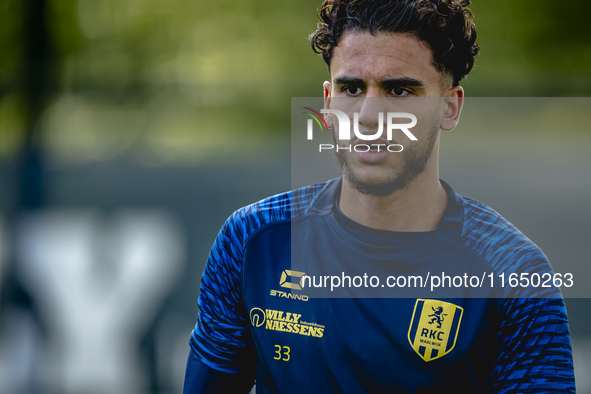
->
[324, 31, 463, 196]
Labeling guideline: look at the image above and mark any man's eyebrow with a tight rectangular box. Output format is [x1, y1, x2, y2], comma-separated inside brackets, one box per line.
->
[333, 76, 365, 86]
[332, 76, 425, 90]
[380, 77, 425, 89]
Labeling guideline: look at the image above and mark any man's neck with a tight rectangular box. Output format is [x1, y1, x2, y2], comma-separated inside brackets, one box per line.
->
[338, 173, 448, 232]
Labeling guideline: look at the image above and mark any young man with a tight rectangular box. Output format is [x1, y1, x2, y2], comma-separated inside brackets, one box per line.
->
[184, 1, 575, 392]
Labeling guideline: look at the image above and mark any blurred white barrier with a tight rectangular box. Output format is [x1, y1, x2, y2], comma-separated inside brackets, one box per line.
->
[8, 209, 184, 393]
[573, 339, 591, 394]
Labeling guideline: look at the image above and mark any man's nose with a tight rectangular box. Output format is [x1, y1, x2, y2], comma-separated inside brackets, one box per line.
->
[356, 96, 388, 131]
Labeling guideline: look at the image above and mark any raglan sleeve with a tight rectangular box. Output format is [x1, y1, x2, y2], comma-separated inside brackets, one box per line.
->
[184, 213, 257, 393]
[460, 197, 576, 392]
[490, 267, 576, 392]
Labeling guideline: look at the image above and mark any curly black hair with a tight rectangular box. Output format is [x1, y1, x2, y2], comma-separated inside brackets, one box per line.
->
[310, 0, 479, 86]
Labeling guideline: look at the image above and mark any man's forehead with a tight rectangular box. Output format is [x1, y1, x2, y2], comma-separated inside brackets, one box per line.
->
[329, 31, 441, 85]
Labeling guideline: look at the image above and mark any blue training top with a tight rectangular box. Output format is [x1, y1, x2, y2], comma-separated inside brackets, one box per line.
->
[186, 178, 575, 393]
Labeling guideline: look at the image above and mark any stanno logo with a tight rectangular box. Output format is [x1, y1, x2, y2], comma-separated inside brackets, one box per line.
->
[270, 289, 309, 302]
[279, 270, 307, 290]
[407, 299, 463, 362]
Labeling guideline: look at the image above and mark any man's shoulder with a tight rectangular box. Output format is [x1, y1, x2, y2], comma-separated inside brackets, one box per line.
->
[221, 179, 335, 245]
[460, 195, 552, 280]
[461, 195, 539, 250]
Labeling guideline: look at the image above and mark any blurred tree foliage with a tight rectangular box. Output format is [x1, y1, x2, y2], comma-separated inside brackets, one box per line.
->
[467, 0, 591, 95]
[0, 0, 589, 164]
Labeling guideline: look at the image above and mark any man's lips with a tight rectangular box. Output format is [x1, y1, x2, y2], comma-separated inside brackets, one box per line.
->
[351, 138, 393, 163]
[355, 138, 389, 147]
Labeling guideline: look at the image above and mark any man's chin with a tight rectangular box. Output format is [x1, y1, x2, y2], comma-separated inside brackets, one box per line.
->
[345, 172, 409, 197]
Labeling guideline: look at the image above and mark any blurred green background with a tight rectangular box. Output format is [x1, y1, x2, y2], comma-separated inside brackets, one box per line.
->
[0, 1, 589, 393]
[0, 0, 590, 165]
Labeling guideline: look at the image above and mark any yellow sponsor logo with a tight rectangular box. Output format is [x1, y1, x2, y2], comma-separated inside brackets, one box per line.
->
[279, 270, 306, 290]
[250, 307, 266, 328]
[407, 299, 463, 362]
[249, 307, 325, 338]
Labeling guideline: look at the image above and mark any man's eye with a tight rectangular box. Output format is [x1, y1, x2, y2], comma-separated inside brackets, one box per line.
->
[391, 87, 410, 97]
[345, 87, 362, 95]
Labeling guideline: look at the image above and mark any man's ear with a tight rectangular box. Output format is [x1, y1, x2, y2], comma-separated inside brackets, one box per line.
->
[323, 81, 333, 128]
[441, 86, 464, 132]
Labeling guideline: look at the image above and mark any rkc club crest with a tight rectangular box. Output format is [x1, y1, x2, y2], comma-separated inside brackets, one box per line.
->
[407, 299, 463, 362]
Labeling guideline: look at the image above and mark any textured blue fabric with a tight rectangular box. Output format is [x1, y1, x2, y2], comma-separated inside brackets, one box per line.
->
[187, 178, 575, 393]
[183, 349, 254, 393]
[189, 183, 325, 373]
